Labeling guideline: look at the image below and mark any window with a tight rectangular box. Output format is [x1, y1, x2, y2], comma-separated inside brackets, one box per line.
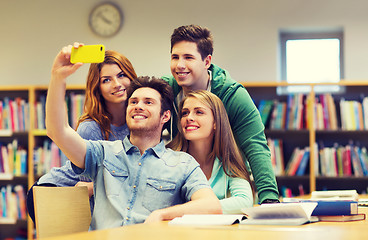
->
[279, 30, 344, 93]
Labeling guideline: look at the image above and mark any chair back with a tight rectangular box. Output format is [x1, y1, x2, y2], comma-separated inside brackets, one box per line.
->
[33, 186, 91, 238]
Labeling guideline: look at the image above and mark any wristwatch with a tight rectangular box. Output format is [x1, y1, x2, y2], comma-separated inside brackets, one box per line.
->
[261, 199, 280, 204]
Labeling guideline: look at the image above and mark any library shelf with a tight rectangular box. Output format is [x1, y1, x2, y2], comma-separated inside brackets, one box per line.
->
[243, 81, 368, 197]
[0, 85, 85, 240]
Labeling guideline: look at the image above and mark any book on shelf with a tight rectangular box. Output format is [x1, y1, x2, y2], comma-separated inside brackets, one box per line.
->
[0, 184, 27, 220]
[363, 96, 368, 129]
[295, 147, 310, 176]
[34, 140, 62, 176]
[286, 147, 309, 176]
[268, 138, 284, 176]
[258, 99, 274, 127]
[0, 97, 29, 132]
[317, 141, 368, 177]
[0, 140, 27, 176]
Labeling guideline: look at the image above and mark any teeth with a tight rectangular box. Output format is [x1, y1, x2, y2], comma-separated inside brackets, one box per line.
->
[186, 126, 198, 130]
[113, 90, 125, 95]
[177, 73, 188, 76]
[133, 115, 146, 120]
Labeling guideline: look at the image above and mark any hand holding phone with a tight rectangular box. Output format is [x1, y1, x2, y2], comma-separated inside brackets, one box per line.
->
[70, 44, 105, 64]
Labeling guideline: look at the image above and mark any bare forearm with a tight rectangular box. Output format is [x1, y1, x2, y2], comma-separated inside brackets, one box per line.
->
[159, 197, 221, 220]
[144, 188, 222, 223]
[46, 44, 87, 169]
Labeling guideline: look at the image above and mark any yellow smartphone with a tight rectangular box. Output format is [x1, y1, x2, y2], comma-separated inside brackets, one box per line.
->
[70, 44, 105, 64]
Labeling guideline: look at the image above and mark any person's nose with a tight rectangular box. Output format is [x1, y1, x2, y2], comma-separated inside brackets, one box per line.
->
[134, 101, 144, 110]
[176, 57, 186, 69]
[186, 112, 195, 122]
[112, 77, 122, 88]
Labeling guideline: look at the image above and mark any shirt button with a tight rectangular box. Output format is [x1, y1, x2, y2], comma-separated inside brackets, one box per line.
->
[138, 162, 141, 166]
[126, 217, 129, 220]
[127, 207, 130, 210]
[160, 186, 163, 189]
[112, 170, 115, 173]
[133, 185, 136, 188]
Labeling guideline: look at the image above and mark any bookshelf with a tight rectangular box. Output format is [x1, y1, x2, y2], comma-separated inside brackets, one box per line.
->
[243, 81, 368, 198]
[0, 85, 85, 240]
[2, 82, 368, 238]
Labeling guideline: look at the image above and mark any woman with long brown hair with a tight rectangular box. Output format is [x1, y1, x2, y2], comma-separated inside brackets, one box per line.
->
[167, 90, 254, 213]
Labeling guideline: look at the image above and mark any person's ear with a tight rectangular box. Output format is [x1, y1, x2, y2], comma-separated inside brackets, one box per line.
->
[161, 110, 171, 124]
[204, 55, 212, 69]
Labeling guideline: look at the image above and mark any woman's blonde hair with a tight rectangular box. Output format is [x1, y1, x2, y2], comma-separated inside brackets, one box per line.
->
[167, 90, 253, 187]
[76, 50, 137, 139]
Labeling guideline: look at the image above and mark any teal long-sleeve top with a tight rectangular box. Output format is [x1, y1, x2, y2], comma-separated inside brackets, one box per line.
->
[209, 158, 253, 214]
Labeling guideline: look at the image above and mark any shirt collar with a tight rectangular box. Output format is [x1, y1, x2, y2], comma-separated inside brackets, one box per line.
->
[122, 135, 166, 158]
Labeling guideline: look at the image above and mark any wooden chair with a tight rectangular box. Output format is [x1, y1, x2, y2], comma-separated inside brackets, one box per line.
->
[33, 186, 92, 238]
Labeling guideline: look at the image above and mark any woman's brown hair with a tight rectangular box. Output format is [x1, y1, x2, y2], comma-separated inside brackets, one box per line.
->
[76, 50, 137, 139]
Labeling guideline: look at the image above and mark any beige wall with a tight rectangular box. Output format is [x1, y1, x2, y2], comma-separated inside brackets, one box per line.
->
[1, 0, 367, 85]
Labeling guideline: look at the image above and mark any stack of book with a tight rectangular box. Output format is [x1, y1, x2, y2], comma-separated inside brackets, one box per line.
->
[0, 97, 29, 132]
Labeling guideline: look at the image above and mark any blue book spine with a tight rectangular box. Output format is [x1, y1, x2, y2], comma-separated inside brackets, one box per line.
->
[295, 148, 310, 176]
[310, 200, 358, 216]
[356, 147, 368, 176]
[1, 187, 6, 217]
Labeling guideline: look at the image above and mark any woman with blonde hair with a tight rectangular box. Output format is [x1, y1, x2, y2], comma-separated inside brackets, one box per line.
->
[168, 90, 254, 213]
[27, 47, 137, 223]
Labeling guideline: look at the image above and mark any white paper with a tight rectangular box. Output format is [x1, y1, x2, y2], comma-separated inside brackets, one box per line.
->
[169, 214, 246, 226]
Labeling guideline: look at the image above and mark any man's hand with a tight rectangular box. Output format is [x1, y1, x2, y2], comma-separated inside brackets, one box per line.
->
[51, 42, 84, 80]
[144, 209, 165, 223]
[75, 181, 94, 198]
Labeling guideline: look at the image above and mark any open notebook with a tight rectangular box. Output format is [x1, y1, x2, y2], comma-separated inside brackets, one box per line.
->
[169, 202, 318, 226]
[240, 202, 318, 225]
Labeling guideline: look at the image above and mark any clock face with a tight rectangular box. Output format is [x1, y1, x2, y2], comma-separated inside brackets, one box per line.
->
[89, 3, 123, 37]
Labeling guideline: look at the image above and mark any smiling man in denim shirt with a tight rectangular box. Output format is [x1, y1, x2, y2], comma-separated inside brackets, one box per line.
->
[45, 43, 222, 230]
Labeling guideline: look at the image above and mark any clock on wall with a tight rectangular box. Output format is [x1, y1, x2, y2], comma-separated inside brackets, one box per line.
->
[89, 2, 123, 38]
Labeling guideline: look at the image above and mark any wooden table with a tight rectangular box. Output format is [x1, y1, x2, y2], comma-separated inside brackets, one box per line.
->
[43, 207, 368, 240]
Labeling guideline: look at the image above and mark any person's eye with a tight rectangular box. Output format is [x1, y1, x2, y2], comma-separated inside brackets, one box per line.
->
[185, 56, 194, 60]
[171, 55, 179, 60]
[196, 110, 204, 115]
[118, 73, 126, 78]
[101, 78, 111, 83]
[129, 100, 137, 105]
[146, 101, 153, 105]
[181, 111, 189, 117]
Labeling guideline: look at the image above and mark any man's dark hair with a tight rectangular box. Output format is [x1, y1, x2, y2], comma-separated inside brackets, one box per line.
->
[126, 76, 174, 115]
[170, 24, 213, 60]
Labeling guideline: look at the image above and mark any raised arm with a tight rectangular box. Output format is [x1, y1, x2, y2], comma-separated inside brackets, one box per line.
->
[144, 188, 222, 223]
[45, 43, 87, 169]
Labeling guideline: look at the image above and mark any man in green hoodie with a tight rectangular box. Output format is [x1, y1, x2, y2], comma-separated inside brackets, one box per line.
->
[162, 24, 279, 204]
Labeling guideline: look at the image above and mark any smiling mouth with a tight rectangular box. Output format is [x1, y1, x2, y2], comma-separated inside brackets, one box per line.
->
[132, 115, 147, 120]
[185, 126, 198, 131]
[176, 72, 189, 77]
[112, 89, 126, 95]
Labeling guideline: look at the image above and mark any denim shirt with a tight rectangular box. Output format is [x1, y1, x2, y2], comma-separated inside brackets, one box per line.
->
[75, 136, 210, 230]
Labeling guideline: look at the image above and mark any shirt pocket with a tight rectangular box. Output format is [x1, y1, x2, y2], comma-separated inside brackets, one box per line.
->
[103, 161, 128, 196]
[142, 178, 177, 212]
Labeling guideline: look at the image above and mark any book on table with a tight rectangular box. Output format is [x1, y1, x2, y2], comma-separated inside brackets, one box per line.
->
[169, 203, 318, 226]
